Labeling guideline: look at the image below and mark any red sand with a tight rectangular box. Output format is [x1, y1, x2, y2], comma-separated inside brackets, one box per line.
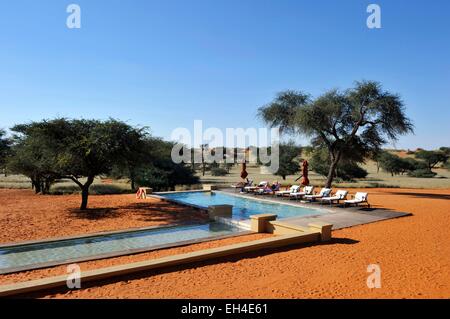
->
[1, 188, 449, 298]
[0, 189, 207, 244]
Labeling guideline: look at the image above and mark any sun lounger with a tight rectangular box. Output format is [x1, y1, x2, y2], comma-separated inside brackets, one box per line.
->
[319, 190, 348, 205]
[244, 181, 268, 193]
[304, 188, 332, 202]
[289, 185, 314, 200]
[255, 183, 281, 195]
[344, 192, 370, 208]
[231, 180, 253, 191]
[276, 185, 300, 197]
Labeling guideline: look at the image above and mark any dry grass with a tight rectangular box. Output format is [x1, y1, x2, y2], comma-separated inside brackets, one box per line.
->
[2, 158, 449, 193]
[200, 160, 450, 189]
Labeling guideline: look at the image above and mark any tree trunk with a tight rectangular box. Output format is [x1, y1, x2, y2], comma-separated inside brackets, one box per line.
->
[43, 179, 52, 194]
[130, 171, 136, 191]
[325, 160, 338, 188]
[80, 187, 89, 210]
[79, 176, 94, 210]
[33, 178, 42, 194]
[325, 151, 341, 188]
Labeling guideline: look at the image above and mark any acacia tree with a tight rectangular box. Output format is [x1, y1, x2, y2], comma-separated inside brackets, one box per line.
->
[11, 119, 148, 210]
[267, 142, 300, 180]
[134, 138, 199, 190]
[7, 135, 59, 194]
[259, 81, 413, 187]
[0, 129, 12, 176]
[415, 150, 449, 170]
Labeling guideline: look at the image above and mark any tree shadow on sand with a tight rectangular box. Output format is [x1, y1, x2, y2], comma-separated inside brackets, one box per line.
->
[68, 202, 208, 224]
[68, 208, 121, 220]
[116, 202, 208, 223]
[389, 191, 450, 201]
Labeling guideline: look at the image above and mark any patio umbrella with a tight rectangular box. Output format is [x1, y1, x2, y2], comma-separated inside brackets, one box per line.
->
[301, 160, 310, 186]
[240, 162, 248, 180]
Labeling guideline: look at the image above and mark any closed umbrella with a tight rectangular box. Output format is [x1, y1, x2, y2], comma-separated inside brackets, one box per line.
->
[240, 162, 248, 180]
[301, 160, 310, 186]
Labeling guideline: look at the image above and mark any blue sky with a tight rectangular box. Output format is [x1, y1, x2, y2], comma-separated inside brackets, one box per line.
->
[0, 0, 449, 149]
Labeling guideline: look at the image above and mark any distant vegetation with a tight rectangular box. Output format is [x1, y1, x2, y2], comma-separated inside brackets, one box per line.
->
[377, 149, 448, 178]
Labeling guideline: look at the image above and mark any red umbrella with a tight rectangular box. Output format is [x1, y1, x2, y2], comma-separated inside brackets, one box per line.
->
[301, 160, 310, 186]
[240, 162, 248, 180]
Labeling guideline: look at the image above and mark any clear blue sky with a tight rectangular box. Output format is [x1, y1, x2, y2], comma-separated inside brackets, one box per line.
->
[0, 0, 449, 149]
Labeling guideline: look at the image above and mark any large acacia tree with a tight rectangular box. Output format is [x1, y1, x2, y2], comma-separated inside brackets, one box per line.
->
[11, 119, 148, 210]
[258, 81, 414, 187]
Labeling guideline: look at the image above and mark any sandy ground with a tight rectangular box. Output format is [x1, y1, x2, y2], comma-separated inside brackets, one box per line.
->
[1, 188, 449, 299]
[0, 189, 208, 244]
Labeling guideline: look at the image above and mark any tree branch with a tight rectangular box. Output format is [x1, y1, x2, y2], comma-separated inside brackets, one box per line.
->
[67, 175, 83, 188]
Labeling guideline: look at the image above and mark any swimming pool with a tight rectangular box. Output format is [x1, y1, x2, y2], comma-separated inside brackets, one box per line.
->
[0, 222, 246, 274]
[160, 191, 326, 220]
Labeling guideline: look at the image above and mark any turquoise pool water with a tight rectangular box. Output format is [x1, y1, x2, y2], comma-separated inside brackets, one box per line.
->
[0, 222, 244, 274]
[161, 191, 325, 220]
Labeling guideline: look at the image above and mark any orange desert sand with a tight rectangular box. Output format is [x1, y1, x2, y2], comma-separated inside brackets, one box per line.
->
[0, 188, 449, 299]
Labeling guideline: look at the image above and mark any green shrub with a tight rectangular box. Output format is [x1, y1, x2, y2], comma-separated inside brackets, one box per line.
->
[336, 163, 368, 180]
[408, 169, 437, 178]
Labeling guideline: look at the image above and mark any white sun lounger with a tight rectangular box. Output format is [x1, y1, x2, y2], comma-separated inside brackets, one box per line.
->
[244, 181, 268, 193]
[319, 190, 348, 205]
[231, 180, 253, 191]
[304, 188, 332, 202]
[344, 192, 370, 208]
[276, 185, 300, 197]
[289, 186, 314, 200]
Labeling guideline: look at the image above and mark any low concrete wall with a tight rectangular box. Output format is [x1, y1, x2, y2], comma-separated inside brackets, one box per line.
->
[208, 205, 233, 219]
[0, 233, 319, 297]
[250, 214, 333, 242]
[0, 214, 333, 297]
[203, 185, 218, 191]
[250, 214, 277, 233]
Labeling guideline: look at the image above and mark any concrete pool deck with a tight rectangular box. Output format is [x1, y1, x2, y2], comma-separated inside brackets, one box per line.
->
[218, 188, 412, 229]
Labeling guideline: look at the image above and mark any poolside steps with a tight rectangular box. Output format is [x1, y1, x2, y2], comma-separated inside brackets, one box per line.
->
[250, 214, 333, 242]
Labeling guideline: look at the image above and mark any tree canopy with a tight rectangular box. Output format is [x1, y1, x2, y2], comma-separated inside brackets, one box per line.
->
[258, 81, 413, 187]
[10, 119, 149, 209]
[0, 129, 12, 175]
[267, 142, 301, 180]
[415, 149, 449, 170]
[309, 147, 368, 181]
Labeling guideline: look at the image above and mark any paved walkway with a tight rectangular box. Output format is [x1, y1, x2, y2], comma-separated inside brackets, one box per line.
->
[280, 209, 411, 230]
